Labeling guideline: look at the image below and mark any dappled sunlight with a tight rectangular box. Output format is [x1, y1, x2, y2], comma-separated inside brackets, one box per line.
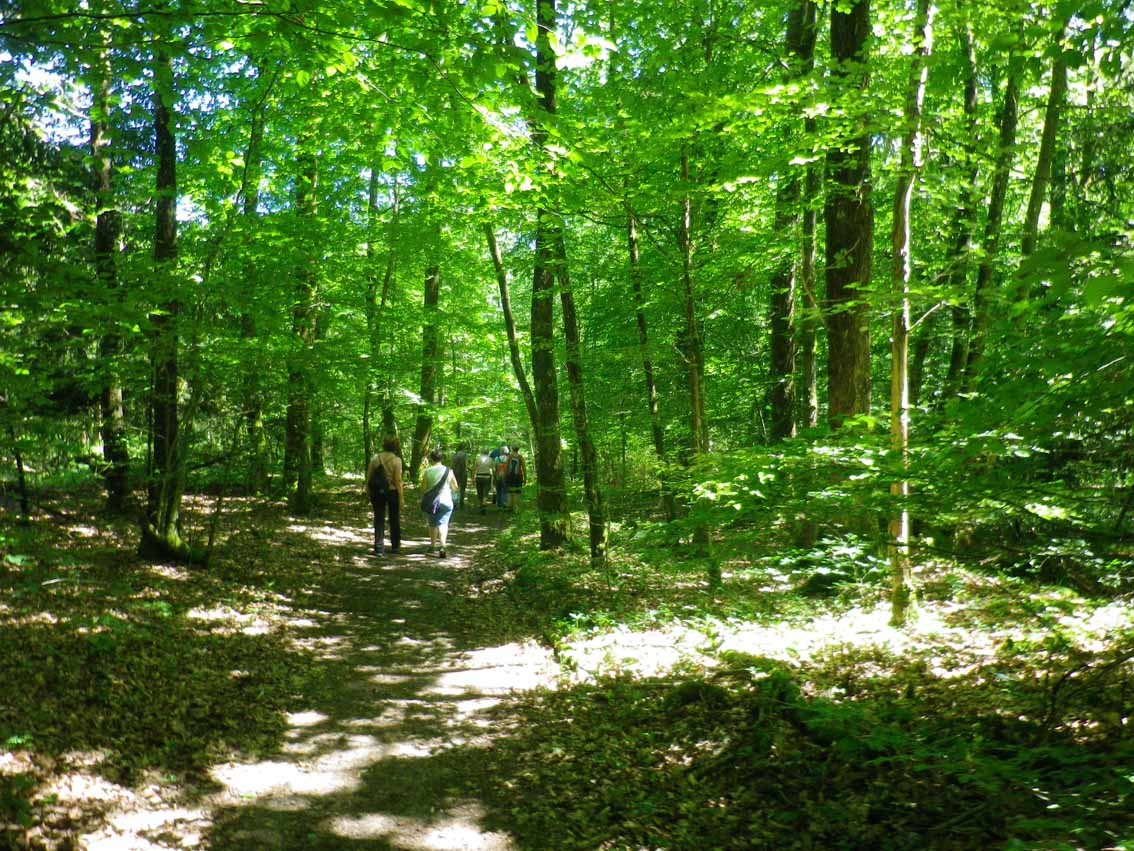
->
[286, 710, 329, 728]
[562, 624, 715, 682]
[286, 521, 366, 546]
[326, 802, 512, 849]
[145, 563, 191, 581]
[423, 642, 558, 696]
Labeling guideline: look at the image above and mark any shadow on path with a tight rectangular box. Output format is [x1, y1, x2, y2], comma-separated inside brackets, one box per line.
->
[197, 486, 555, 850]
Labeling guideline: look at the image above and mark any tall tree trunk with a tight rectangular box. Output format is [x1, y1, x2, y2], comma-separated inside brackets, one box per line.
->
[240, 76, 270, 494]
[363, 168, 380, 468]
[769, 179, 798, 441]
[310, 310, 328, 472]
[284, 141, 317, 514]
[410, 262, 441, 481]
[363, 171, 398, 467]
[888, 0, 933, 627]
[964, 56, 1021, 387]
[678, 146, 712, 564]
[678, 148, 709, 458]
[941, 22, 981, 400]
[484, 224, 539, 438]
[768, 0, 816, 441]
[825, 0, 874, 426]
[140, 48, 189, 560]
[556, 237, 607, 566]
[627, 211, 675, 519]
[529, 0, 568, 549]
[90, 39, 128, 513]
[908, 308, 936, 409]
[1020, 20, 1070, 263]
[798, 152, 820, 430]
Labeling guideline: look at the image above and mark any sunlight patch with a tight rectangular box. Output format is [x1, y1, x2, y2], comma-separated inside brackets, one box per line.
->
[423, 645, 557, 696]
[286, 710, 328, 727]
[146, 563, 191, 581]
[287, 522, 361, 545]
[327, 803, 512, 849]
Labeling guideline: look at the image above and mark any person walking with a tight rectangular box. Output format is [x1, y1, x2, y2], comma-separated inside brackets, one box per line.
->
[493, 444, 510, 508]
[366, 434, 404, 556]
[419, 448, 459, 558]
[473, 448, 494, 514]
[505, 447, 527, 512]
[451, 446, 469, 510]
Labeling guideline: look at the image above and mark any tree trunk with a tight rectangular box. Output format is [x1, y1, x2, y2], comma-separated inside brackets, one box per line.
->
[964, 56, 1021, 387]
[627, 211, 675, 519]
[363, 170, 397, 467]
[798, 152, 820, 430]
[484, 223, 539, 438]
[284, 141, 317, 514]
[888, 0, 933, 627]
[941, 22, 981, 400]
[1020, 20, 1070, 262]
[825, 0, 874, 427]
[363, 169, 379, 468]
[410, 262, 441, 481]
[556, 236, 607, 566]
[90, 40, 129, 514]
[529, 0, 568, 550]
[768, 0, 816, 442]
[140, 48, 190, 561]
[678, 146, 711, 564]
[240, 78, 269, 494]
[769, 176, 798, 442]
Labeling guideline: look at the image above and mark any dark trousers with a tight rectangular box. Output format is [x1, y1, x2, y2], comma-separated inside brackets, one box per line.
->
[372, 492, 400, 553]
[475, 473, 492, 504]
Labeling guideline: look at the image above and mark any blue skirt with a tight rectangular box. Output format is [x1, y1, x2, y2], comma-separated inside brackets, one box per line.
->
[427, 504, 453, 529]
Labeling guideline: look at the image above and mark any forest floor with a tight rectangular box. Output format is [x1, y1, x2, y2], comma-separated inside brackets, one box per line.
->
[3, 477, 1134, 849]
[2, 479, 561, 850]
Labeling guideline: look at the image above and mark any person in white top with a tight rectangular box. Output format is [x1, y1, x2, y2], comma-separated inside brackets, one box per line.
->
[418, 448, 459, 558]
[473, 448, 494, 514]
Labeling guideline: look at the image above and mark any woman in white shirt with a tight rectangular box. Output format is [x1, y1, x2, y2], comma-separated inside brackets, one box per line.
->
[419, 448, 459, 557]
[473, 448, 494, 514]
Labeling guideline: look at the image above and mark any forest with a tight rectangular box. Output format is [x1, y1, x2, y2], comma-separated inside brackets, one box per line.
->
[2, 0, 1133, 847]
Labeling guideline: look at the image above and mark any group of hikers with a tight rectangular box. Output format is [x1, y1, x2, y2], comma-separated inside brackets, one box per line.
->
[365, 437, 527, 558]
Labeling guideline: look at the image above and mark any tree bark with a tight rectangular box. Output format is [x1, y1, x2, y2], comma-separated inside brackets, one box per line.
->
[284, 141, 317, 514]
[798, 149, 820, 430]
[888, 0, 933, 627]
[941, 22, 980, 400]
[678, 146, 712, 564]
[239, 75, 270, 494]
[768, 0, 816, 441]
[529, 0, 568, 549]
[678, 147, 709, 458]
[556, 236, 607, 566]
[410, 262, 441, 481]
[140, 47, 189, 561]
[964, 56, 1021, 387]
[1020, 20, 1070, 262]
[484, 223, 539, 439]
[825, 0, 874, 427]
[627, 211, 676, 519]
[90, 40, 129, 514]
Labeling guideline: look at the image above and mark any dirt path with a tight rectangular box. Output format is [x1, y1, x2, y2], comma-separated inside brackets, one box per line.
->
[92, 484, 557, 850]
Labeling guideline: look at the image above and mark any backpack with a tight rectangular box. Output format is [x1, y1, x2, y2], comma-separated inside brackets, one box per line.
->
[506, 456, 523, 486]
[367, 456, 390, 506]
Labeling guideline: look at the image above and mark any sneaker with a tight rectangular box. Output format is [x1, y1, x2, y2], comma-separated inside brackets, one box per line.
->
[439, 547, 447, 558]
